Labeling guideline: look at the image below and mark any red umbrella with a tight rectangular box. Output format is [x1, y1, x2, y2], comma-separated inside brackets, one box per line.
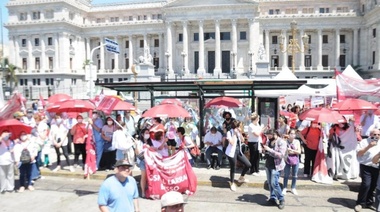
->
[204, 96, 242, 108]
[299, 107, 346, 123]
[0, 119, 33, 140]
[332, 98, 377, 111]
[113, 101, 136, 111]
[55, 99, 95, 113]
[142, 104, 191, 118]
[47, 93, 72, 104]
[160, 99, 183, 106]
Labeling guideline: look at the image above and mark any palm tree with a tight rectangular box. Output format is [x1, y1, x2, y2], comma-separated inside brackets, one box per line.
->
[2, 58, 19, 91]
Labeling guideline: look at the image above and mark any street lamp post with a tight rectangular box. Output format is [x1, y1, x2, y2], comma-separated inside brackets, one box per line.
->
[181, 51, 186, 77]
[230, 51, 236, 79]
[248, 50, 253, 77]
[279, 20, 309, 73]
[165, 51, 170, 81]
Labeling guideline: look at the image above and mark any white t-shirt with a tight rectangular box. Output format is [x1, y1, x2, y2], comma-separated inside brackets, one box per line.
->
[357, 138, 380, 168]
[361, 114, 379, 137]
[178, 136, 193, 159]
[248, 123, 261, 142]
[152, 139, 169, 157]
[204, 131, 223, 151]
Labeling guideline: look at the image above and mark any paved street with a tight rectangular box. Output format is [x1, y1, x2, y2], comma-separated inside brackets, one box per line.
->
[0, 176, 370, 212]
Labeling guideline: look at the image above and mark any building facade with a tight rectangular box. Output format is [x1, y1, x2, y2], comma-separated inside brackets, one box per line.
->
[4, 0, 380, 99]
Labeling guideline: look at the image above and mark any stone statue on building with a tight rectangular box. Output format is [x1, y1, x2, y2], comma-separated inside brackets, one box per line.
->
[138, 47, 153, 65]
[258, 43, 266, 61]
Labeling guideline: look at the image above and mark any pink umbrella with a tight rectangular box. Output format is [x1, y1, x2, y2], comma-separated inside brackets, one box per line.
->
[205, 96, 242, 108]
[113, 101, 136, 111]
[47, 93, 72, 104]
[160, 99, 182, 106]
[332, 98, 377, 111]
[299, 107, 346, 123]
[142, 104, 191, 118]
[0, 119, 33, 140]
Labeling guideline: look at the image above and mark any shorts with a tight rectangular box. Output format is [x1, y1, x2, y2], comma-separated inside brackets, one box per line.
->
[167, 139, 177, 147]
[138, 159, 146, 171]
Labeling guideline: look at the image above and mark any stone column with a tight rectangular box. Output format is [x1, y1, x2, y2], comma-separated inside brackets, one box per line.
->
[281, 30, 288, 69]
[231, 19, 238, 72]
[59, 33, 70, 72]
[166, 21, 173, 74]
[299, 29, 305, 70]
[265, 29, 270, 61]
[214, 19, 222, 75]
[182, 21, 189, 74]
[113, 36, 119, 70]
[317, 28, 323, 70]
[54, 34, 59, 70]
[335, 28, 340, 69]
[377, 24, 380, 69]
[197, 20, 205, 75]
[13, 36, 19, 68]
[41, 34, 46, 71]
[86, 37, 91, 60]
[100, 37, 105, 70]
[159, 33, 164, 71]
[128, 35, 133, 71]
[143, 33, 148, 60]
[27, 36, 32, 71]
[353, 28, 359, 66]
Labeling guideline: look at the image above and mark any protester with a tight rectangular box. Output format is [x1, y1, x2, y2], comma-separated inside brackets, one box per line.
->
[263, 129, 287, 209]
[113, 121, 135, 163]
[225, 120, 251, 191]
[83, 122, 96, 179]
[151, 125, 169, 157]
[282, 129, 301, 196]
[22, 109, 36, 128]
[371, 147, 380, 212]
[98, 159, 139, 212]
[204, 127, 223, 170]
[90, 111, 104, 169]
[50, 114, 74, 172]
[222, 111, 235, 151]
[161, 191, 186, 212]
[124, 111, 136, 137]
[135, 128, 152, 198]
[177, 127, 195, 166]
[70, 115, 88, 169]
[0, 131, 15, 194]
[277, 115, 290, 138]
[63, 113, 77, 155]
[14, 131, 38, 192]
[100, 117, 116, 171]
[298, 121, 321, 178]
[354, 129, 380, 211]
[360, 110, 379, 139]
[165, 118, 179, 156]
[247, 114, 265, 175]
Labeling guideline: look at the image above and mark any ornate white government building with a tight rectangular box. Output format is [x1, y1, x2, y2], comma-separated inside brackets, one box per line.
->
[4, 0, 380, 99]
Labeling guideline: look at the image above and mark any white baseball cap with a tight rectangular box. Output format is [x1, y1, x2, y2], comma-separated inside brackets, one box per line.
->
[161, 191, 186, 208]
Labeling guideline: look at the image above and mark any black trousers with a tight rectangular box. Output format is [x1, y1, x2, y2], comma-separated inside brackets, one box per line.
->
[357, 164, 379, 206]
[248, 142, 260, 173]
[66, 131, 73, 154]
[54, 145, 71, 166]
[304, 145, 317, 176]
[74, 143, 86, 165]
[227, 148, 251, 183]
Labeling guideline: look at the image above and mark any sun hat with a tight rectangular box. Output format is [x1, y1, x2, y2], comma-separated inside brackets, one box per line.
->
[161, 191, 186, 208]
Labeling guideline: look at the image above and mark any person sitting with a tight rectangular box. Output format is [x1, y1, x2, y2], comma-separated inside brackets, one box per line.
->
[204, 127, 223, 170]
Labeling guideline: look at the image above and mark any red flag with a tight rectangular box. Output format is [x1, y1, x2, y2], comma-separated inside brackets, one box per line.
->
[39, 93, 46, 107]
[0, 93, 25, 121]
[96, 95, 120, 114]
[312, 134, 333, 184]
[335, 69, 346, 102]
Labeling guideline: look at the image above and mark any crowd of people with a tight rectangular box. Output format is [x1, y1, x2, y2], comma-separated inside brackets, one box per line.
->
[2, 99, 380, 212]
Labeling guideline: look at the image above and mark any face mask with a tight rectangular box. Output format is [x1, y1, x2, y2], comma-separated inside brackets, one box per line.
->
[20, 135, 27, 141]
[3, 135, 10, 141]
[144, 134, 150, 140]
[107, 121, 113, 126]
[56, 119, 62, 124]
[27, 114, 33, 118]
[92, 114, 98, 119]
[289, 134, 296, 139]
[77, 119, 83, 123]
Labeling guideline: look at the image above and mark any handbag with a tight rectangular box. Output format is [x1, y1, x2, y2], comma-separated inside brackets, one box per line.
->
[286, 143, 299, 165]
[103, 141, 114, 152]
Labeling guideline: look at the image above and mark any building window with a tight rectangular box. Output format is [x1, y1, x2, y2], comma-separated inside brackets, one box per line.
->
[152, 14, 157, 20]
[110, 78, 114, 83]
[71, 78, 77, 85]
[32, 11, 40, 20]
[35, 57, 40, 69]
[154, 39, 159, 47]
[362, 4, 365, 13]
[37, 79, 41, 86]
[69, 12, 75, 20]
[21, 39, 27, 47]
[339, 55, 346, 67]
[373, 28, 377, 38]
[323, 35, 328, 43]
[204, 32, 215, 40]
[110, 17, 119, 22]
[19, 12, 27, 21]
[340, 35, 346, 43]
[143, 15, 147, 20]
[22, 58, 27, 70]
[178, 33, 183, 42]
[45, 10, 54, 19]
[137, 15, 142, 21]
[69, 58, 73, 70]
[275, 9, 280, 14]
[337, 7, 348, 13]
[47, 37, 53, 45]
[319, 8, 330, 13]
[35, 38, 39, 46]
[194, 33, 199, 41]
[240, 31, 247, 40]
[272, 35, 278, 44]
[104, 78, 109, 83]
[50, 78, 54, 85]
[139, 40, 144, 48]
[129, 16, 133, 21]
[157, 14, 162, 19]
[285, 8, 298, 14]
[302, 8, 314, 14]
[322, 55, 329, 67]
[308, 35, 311, 44]
[111, 59, 115, 69]
[20, 79, 24, 86]
[220, 32, 230, 40]
[48, 57, 53, 69]
[32, 79, 36, 86]
[373, 51, 376, 65]
[69, 39, 72, 45]
[45, 78, 49, 85]
[96, 18, 105, 23]
[125, 40, 129, 48]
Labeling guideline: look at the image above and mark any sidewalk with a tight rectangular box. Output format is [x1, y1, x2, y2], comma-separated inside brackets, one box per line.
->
[39, 153, 361, 191]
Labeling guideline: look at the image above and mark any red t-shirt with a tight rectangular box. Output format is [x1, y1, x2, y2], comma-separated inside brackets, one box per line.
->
[301, 127, 321, 150]
[289, 113, 297, 129]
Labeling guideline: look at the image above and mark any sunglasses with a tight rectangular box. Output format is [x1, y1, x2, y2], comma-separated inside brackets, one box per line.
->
[373, 134, 380, 136]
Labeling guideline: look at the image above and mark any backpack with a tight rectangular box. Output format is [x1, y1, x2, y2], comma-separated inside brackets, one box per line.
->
[20, 148, 32, 164]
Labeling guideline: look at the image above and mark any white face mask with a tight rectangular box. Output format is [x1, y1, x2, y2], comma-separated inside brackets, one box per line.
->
[144, 134, 150, 140]
[56, 119, 62, 124]
[289, 134, 296, 139]
[107, 121, 113, 126]
[92, 114, 98, 119]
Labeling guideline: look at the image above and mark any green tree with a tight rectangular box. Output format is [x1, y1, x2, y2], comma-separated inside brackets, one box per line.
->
[82, 59, 90, 70]
[3, 58, 19, 91]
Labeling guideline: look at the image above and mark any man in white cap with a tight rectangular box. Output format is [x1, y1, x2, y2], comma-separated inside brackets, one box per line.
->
[98, 159, 140, 212]
[161, 191, 186, 212]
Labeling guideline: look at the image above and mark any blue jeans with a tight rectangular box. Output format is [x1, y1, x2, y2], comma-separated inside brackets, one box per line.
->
[95, 139, 104, 169]
[265, 168, 284, 201]
[283, 163, 299, 189]
[376, 189, 380, 211]
[19, 163, 32, 187]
